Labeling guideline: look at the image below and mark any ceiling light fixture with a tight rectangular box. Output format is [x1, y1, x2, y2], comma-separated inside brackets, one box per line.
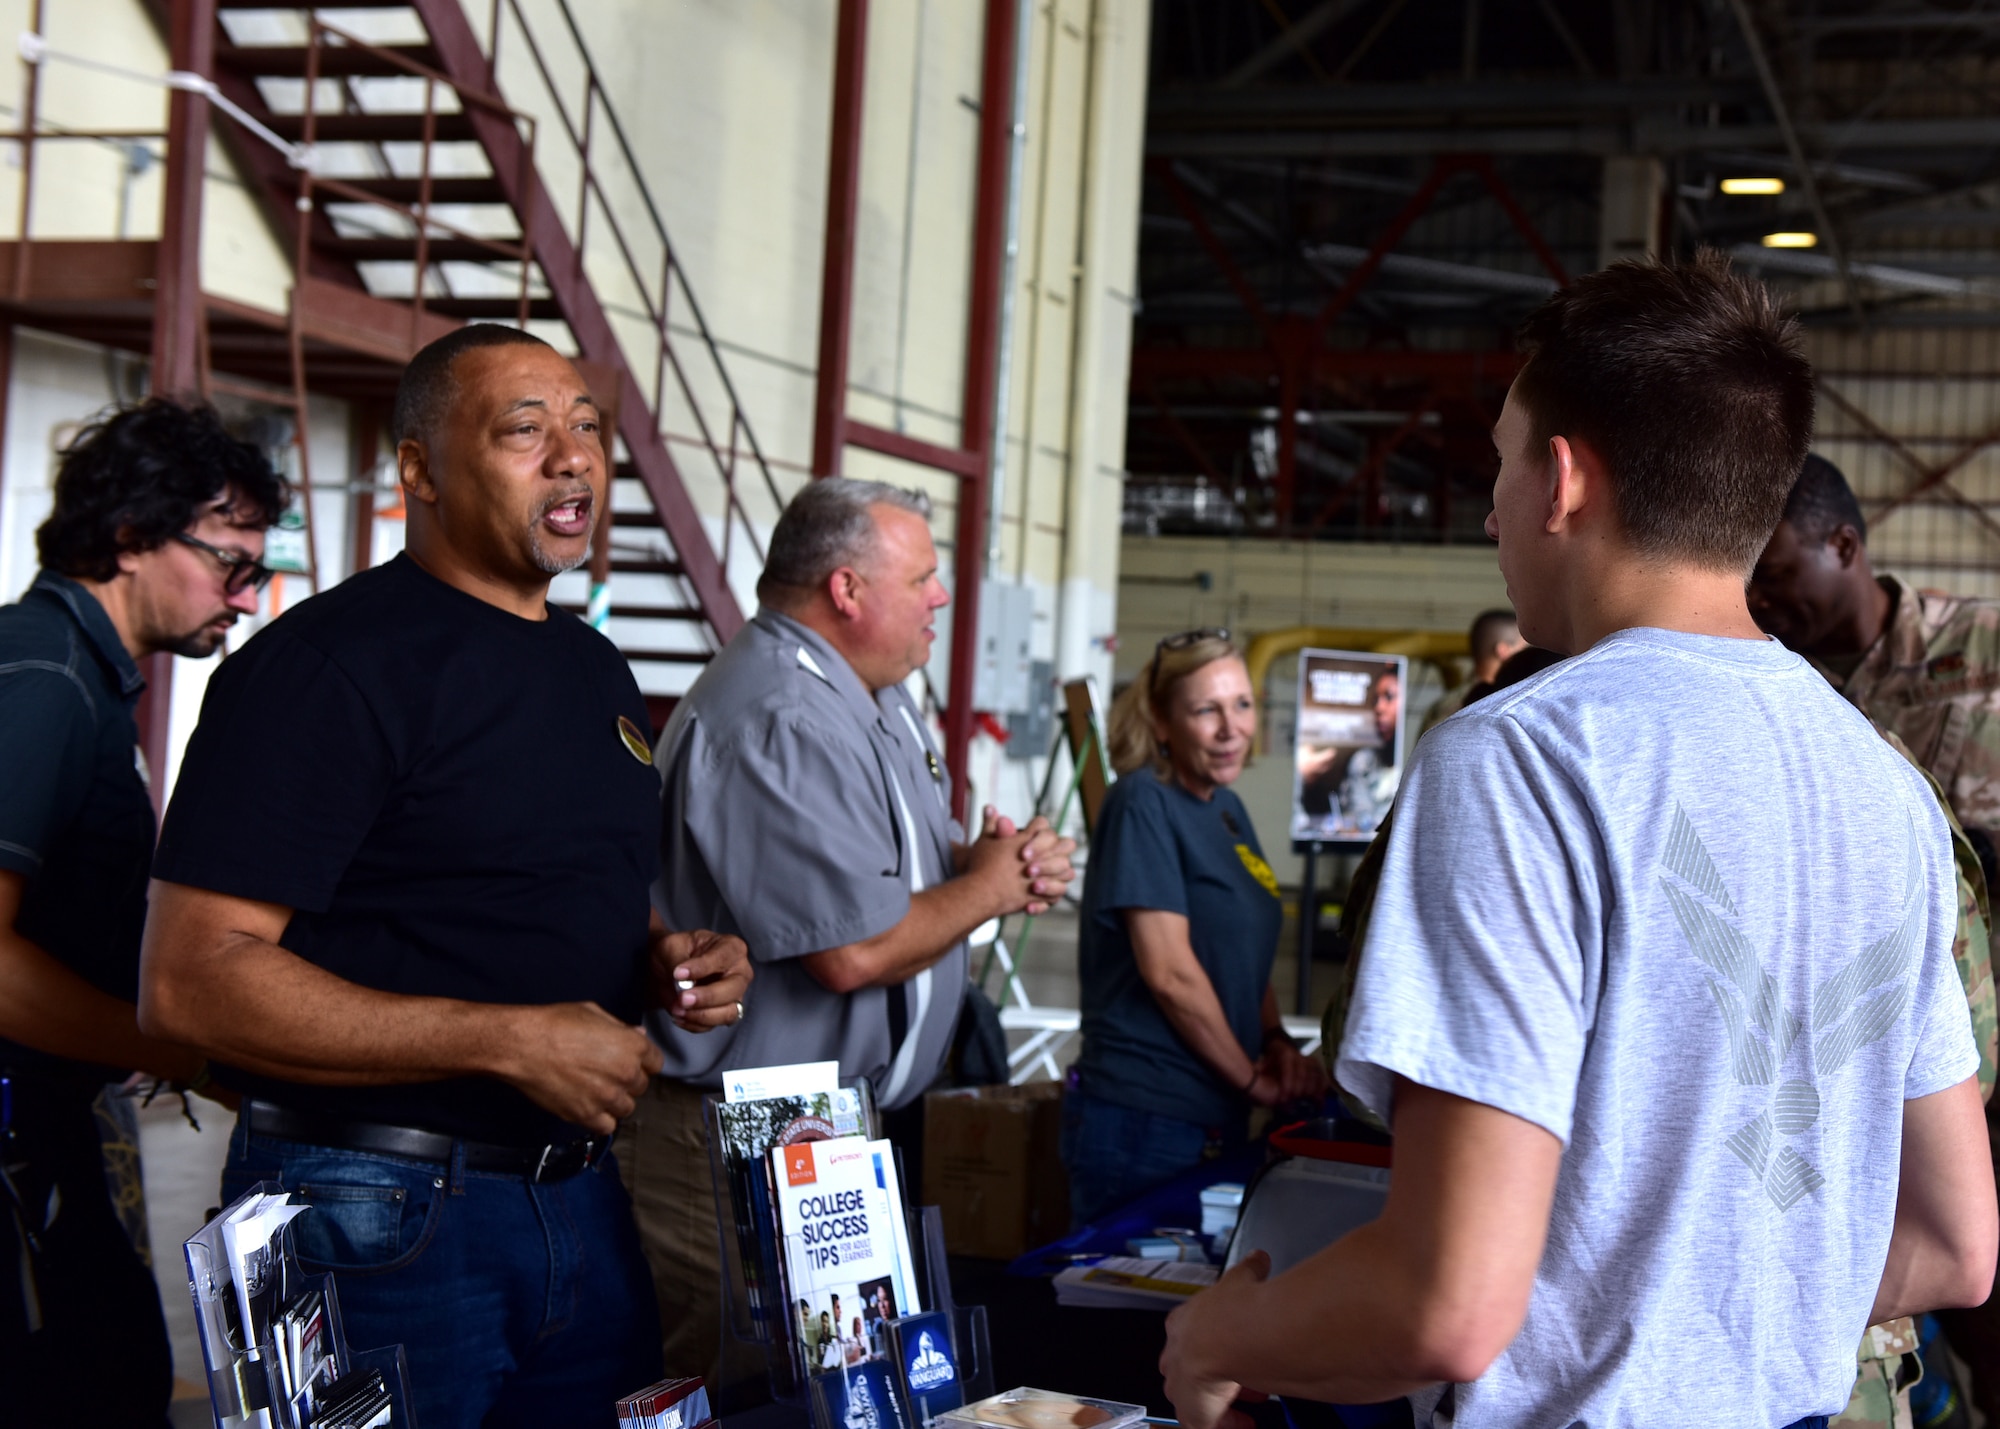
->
[1761, 232, 1819, 248]
[1721, 177, 1786, 195]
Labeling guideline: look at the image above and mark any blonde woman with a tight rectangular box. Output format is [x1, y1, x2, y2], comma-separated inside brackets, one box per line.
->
[1061, 630, 1329, 1225]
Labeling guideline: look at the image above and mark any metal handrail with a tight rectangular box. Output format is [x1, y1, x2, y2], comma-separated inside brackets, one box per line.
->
[486, 0, 792, 570]
[301, 18, 539, 340]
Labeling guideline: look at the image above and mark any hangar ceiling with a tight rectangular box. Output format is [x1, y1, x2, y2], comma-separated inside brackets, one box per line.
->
[1126, 0, 2000, 579]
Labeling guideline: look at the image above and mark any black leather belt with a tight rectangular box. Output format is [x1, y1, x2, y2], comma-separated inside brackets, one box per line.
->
[245, 1101, 610, 1184]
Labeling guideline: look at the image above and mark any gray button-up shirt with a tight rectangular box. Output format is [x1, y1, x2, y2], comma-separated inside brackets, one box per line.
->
[649, 608, 965, 1107]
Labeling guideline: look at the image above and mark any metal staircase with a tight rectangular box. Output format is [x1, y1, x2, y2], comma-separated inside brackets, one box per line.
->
[199, 0, 799, 709]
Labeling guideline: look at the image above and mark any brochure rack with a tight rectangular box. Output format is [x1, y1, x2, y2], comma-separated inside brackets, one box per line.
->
[184, 1181, 414, 1429]
[703, 1086, 991, 1412]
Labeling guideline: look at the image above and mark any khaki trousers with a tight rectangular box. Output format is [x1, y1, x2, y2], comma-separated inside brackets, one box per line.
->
[619, 1077, 767, 1395]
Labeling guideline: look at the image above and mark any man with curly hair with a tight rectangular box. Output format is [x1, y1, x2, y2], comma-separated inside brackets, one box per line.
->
[0, 398, 287, 1426]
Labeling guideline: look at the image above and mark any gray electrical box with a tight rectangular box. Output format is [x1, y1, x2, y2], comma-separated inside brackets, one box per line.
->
[972, 583, 1035, 713]
[1006, 660, 1056, 758]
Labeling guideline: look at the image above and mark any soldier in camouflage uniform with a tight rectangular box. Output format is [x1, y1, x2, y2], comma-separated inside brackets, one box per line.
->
[1749, 455, 2000, 858]
[1321, 666, 1995, 1429]
[1751, 455, 2000, 1424]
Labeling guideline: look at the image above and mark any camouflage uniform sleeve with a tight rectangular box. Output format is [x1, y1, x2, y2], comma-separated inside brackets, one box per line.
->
[1835, 732, 1995, 1427]
[1319, 806, 1394, 1131]
[1833, 1318, 1923, 1429]
[1878, 727, 1997, 1104]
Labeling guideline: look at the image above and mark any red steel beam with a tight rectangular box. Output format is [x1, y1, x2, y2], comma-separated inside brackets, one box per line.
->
[945, 0, 1020, 824]
[1144, 380, 1234, 491]
[1305, 404, 1431, 533]
[847, 419, 985, 478]
[811, 0, 869, 480]
[152, 0, 212, 401]
[1309, 158, 1458, 342]
[1132, 345, 1523, 383]
[410, 0, 743, 641]
[1153, 159, 1274, 338]
[140, 0, 217, 815]
[1468, 156, 1570, 286]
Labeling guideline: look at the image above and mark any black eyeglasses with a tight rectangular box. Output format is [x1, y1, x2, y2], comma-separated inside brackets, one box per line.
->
[1150, 627, 1231, 689]
[175, 532, 275, 595]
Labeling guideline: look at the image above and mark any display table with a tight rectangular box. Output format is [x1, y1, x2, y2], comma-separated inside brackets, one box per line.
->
[953, 1131, 1412, 1429]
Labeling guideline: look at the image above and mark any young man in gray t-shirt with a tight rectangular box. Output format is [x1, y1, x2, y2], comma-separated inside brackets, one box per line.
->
[1160, 254, 1998, 1428]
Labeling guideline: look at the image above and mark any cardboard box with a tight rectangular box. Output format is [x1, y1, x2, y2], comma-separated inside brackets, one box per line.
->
[922, 1083, 1069, 1260]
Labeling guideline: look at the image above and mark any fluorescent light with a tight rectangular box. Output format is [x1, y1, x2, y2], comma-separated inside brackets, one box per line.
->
[1721, 176, 1786, 195]
[1761, 232, 1819, 248]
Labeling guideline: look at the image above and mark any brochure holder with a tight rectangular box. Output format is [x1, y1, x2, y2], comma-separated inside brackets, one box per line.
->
[703, 1083, 989, 1411]
[706, 1078, 882, 1404]
[803, 1208, 992, 1429]
[184, 1181, 414, 1428]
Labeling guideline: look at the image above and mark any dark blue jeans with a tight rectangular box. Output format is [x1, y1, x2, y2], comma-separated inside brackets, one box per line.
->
[1059, 1085, 1241, 1226]
[223, 1116, 662, 1429]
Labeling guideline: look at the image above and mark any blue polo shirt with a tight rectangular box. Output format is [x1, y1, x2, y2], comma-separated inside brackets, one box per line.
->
[1076, 767, 1284, 1128]
[0, 572, 155, 1098]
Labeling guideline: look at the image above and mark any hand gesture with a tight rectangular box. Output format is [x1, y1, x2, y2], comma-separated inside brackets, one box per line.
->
[652, 928, 753, 1033]
[975, 807, 1078, 915]
[497, 1001, 663, 1136]
[1256, 1040, 1332, 1107]
[1161, 1250, 1270, 1429]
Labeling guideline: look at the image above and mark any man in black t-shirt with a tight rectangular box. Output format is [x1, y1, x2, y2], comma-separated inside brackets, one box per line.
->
[0, 400, 284, 1428]
[140, 326, 752, 1428]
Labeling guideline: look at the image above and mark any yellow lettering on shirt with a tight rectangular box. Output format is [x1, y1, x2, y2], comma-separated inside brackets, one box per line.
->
[1236, 844, 1280, 899]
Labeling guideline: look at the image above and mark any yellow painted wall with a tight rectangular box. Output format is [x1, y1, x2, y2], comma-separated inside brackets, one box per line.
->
[1116, 535, 1513, 679]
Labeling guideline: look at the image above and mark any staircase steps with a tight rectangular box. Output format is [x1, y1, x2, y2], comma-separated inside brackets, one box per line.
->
[261, 112, 479, 143]
[202, 0, 764, 707]
[555, 604, 708, 623]
[216, 43, 443, 77]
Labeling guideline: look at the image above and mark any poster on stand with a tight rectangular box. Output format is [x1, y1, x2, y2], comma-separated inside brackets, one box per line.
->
[1291, 648, 1407, 849]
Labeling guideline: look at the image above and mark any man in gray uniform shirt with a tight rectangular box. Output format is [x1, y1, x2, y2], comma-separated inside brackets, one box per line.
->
[625, 477, 1075, 1384]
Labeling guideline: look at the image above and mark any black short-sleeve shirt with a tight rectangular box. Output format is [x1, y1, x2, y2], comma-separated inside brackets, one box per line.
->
[0, 573, 155, 1099]
[154, 554, 662, 1145]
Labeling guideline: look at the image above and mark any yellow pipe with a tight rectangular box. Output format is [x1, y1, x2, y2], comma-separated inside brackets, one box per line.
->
[1244, 626, 1469, 752]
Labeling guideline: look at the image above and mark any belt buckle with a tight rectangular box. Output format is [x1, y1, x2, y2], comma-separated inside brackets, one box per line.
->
[529, 1138, 596, 1184]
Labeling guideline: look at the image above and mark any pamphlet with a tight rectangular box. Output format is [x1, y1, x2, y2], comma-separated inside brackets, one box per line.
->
[773, 1137, 922, 1376]
[617, 1375, 713, 1429]
[725, 1061, 840, 1103]
[887, 1311, 962, 1427]
[813, 1359, 915, 1429]
[1050, 1256, 1218, 1309]
[714, 1086, 868, 1341]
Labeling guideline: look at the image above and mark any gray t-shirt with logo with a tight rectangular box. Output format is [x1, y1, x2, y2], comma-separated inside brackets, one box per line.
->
[1337, 627, 1979, 1428]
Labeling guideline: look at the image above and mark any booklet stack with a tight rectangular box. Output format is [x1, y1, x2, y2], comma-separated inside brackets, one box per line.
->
[704, 1062, 981, 1426]
[617, 1375, 713, 1429]
[1050, 1255, 1219, 1309]
[183, 1183, 413, 1429]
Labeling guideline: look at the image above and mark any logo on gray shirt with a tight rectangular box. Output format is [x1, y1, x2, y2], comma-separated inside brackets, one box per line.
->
[1660, 803, 1925, 1210]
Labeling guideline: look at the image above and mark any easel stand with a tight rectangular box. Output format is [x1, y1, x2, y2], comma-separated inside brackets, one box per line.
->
[1295, 842, 1321, 1018]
